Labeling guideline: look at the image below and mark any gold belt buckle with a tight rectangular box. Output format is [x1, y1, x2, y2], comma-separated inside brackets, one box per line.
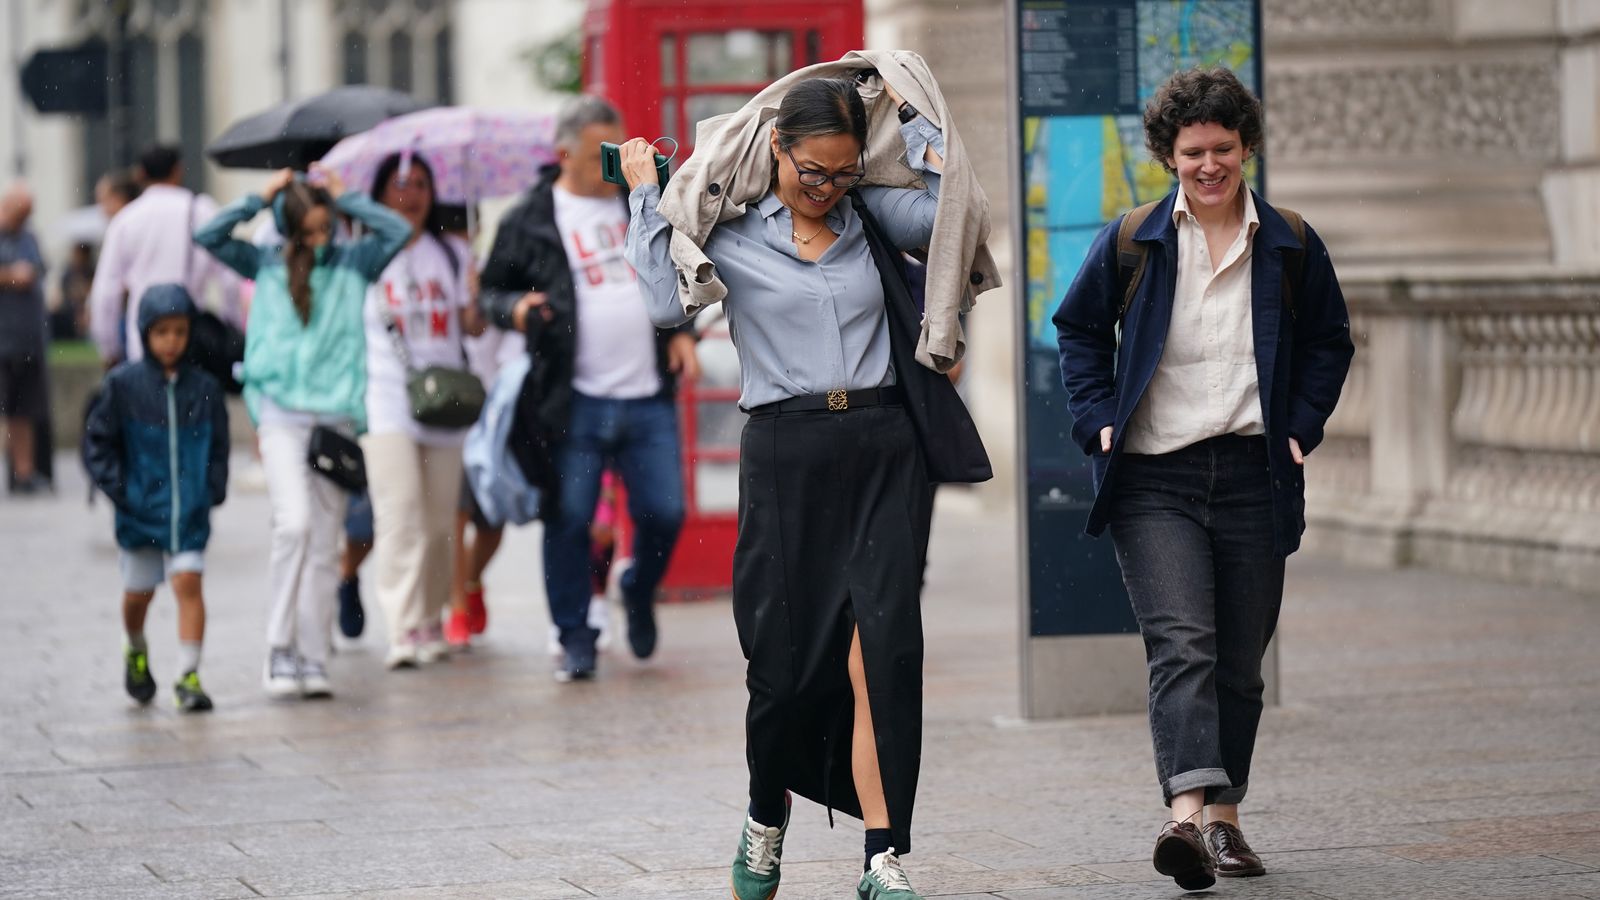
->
[826, 389, 849, 412]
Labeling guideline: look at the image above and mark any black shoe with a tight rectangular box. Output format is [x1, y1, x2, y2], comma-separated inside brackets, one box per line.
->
[555, 631, 598, 683]
[10, 474, 51, 496]
[622, 579, 658, 660]
[124, 647, 156, 705]
[337, 577, 364, 638]
[172, 671, 214, 713]
[1204, 821, 1266, 877]
[1153, 821, 1216, 891]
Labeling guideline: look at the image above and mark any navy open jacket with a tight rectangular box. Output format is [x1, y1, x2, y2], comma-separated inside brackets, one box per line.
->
[1052, 188, 1355, 557]
[83, 285, 229, 554]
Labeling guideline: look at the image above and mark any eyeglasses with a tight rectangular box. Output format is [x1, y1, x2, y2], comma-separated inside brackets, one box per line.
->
[786, 148, 865, 189]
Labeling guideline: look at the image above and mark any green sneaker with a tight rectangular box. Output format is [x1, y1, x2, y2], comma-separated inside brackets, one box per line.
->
[858, 849, 922, 899]
[124, 648, 155, 705]
[730, 801, 790, 900]
[172, 671, 213, 713]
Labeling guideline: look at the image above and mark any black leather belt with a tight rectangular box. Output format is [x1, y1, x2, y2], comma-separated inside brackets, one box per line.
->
[745, 385, 904, 417]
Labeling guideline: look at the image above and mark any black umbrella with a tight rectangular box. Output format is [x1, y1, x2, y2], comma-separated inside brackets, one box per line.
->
[206, 85, 427, 170]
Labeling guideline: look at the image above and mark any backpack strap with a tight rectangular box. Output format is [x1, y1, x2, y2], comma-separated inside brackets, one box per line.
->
[1116, 200, 1161, 325]
[430, 229, 461, 279]
[1274, 205, 1307, 320]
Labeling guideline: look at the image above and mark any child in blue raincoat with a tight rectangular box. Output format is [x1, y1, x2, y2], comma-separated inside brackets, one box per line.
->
[83, 283, 229, 713]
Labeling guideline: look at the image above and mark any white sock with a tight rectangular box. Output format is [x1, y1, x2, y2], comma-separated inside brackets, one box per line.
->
[177, 641, 202, 676]
[125, 632, 147, 654]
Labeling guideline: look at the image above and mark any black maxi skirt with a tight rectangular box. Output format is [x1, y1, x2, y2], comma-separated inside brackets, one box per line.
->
[733, 401, 933, 855]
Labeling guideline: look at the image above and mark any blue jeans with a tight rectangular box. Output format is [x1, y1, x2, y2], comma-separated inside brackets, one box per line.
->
[1108, 434, 1285, 806]
[543, 392, 684, 650]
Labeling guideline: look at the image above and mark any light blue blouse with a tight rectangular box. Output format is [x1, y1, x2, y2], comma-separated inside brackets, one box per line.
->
[625, 119, 945, 409]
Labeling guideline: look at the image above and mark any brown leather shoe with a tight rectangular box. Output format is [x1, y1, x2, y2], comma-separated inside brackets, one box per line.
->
[1204, 821, 1267, 877]
[1152, 821, 1216, 891]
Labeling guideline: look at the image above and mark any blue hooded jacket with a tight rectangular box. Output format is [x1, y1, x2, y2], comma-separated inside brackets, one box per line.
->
[83, 284, 230, 553]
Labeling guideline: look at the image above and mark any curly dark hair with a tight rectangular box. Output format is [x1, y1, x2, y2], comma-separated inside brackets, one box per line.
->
[1143, 67, 1262, 175]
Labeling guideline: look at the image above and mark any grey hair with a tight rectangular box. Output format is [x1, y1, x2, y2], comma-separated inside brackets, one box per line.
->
[555, 95, 623, 147]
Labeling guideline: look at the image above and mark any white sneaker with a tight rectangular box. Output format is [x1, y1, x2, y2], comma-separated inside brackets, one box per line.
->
[589, 595, 613, 651]
[416, 623, 450, 664]
[299, 658, 333, 699]
[386, 632, 420, 670]
[263, 647, 300, 699]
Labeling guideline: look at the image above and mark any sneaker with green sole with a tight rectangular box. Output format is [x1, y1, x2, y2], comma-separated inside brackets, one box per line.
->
[858, 849, 922, 900]
[124, 648, 155, 705]
[172, 671, 213, 713]
[731, 798, 790, 900]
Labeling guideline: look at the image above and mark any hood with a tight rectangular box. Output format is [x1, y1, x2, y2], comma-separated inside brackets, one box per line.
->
[137, 283, 197, 357]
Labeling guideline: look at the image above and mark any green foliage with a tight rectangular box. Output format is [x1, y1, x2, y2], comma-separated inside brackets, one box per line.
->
[525, 28, 582, 95]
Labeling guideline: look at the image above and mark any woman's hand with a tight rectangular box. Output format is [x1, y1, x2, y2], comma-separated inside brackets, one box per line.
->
[1100, 426, 1113, 454]
[262, 168, 294, 202]
[619, 138, 661, 192]
[512, 291, 551, 332]
[667, 332, 701, 382]
[882, 80, 904, 109]
[1289, 437, 1304, 465]
[308, 162, 345, 198]
[460, 298, 486, 337]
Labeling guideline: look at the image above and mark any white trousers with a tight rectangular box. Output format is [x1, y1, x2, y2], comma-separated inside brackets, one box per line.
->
[259, 424, 346, 666]
[360, 432, 462, 645]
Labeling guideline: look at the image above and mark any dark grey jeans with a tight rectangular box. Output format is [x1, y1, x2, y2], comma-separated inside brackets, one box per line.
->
[1108, 434, 1286, 806]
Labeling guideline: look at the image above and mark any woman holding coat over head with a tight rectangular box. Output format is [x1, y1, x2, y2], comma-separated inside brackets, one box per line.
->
[623, 75, 989, 900]
[1054, 67, 1354, 891]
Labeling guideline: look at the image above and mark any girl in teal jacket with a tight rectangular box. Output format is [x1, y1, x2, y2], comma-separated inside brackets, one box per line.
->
[195, 164, 410, 701]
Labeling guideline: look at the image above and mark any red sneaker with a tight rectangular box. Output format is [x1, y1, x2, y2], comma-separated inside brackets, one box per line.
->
[444, 608, 472, 649]
[465, 584, 488, 635]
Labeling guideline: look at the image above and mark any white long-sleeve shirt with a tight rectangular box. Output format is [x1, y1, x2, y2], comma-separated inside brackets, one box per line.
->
[1123, 187, 1266, 455]
[88, 184, 241, 362]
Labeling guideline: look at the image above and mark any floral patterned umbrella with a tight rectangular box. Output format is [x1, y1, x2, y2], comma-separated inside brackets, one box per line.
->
[320, 107, 558, 207]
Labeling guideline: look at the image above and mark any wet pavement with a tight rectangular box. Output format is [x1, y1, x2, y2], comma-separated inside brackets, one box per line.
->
[2, 457, 1598, 899]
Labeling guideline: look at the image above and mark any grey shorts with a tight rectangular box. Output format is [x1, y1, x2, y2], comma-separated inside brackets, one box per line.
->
[119, 548, 205, 592]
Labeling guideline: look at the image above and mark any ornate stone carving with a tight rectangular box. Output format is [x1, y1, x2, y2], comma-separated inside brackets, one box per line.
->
[1265, 0, 1439, 38]
[1267, 61, 1559, 162]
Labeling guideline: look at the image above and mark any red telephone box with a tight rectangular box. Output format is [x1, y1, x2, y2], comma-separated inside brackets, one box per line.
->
[584, 0, 864, 599]
[585, 0, 864, 154]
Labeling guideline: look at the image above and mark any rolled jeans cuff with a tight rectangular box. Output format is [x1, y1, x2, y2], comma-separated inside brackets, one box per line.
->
[1213, 782, 1249, 805]
[1163, 767, 1232, 805]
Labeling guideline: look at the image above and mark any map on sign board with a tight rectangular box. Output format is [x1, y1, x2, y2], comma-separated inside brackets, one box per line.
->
[1021, 0, 1259, 350]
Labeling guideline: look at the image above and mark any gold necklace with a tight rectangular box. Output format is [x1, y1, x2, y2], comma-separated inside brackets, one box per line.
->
[792, 222, 827, 245]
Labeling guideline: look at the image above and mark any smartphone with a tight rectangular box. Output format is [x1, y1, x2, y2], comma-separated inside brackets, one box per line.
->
[600, 141, 670, 189]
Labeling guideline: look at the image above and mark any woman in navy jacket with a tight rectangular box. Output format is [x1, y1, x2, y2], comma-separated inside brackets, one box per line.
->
[1053, 67, 1353, 891]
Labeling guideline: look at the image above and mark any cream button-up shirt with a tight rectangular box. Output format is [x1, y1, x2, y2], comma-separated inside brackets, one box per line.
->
[1123, 188, 1266, 455]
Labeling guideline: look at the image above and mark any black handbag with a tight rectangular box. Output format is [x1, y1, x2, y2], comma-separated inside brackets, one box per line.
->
[186, 309, 246, 394]
[850, 192, 992, 484]
[306, 425, 367, 492]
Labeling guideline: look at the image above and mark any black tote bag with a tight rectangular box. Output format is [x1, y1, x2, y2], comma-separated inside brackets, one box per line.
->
[850, 193, 992, 484]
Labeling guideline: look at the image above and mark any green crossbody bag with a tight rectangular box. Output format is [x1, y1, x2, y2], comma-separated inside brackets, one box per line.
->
[377, 254, 485, 430]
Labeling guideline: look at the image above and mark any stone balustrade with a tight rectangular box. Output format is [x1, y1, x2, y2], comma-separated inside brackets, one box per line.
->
[1303, 273, 1600, 593]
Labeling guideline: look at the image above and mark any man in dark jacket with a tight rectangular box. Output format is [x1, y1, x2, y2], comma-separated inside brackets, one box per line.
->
[0, 182, 50, 494]
[480, 95, 699, 681]
[83, 284, 229, 713]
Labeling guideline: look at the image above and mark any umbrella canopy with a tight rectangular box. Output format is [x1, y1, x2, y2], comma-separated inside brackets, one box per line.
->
[206, 85, 427, 170]
[319, 107, 558, 207]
